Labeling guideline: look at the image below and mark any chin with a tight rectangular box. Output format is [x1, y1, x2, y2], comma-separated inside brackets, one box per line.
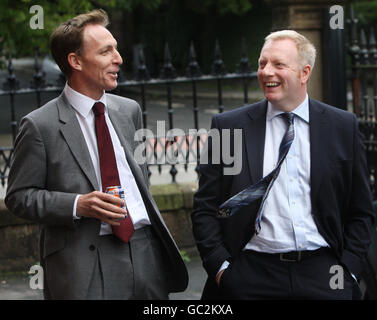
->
[264, 94, 280, 103]
[105, 83, 118, 91]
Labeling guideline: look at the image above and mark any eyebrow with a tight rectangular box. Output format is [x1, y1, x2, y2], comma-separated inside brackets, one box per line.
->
[99, 43, 118, 51]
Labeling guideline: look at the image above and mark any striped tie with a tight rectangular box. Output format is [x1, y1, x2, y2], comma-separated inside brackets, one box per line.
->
[218, 112, 295, 233]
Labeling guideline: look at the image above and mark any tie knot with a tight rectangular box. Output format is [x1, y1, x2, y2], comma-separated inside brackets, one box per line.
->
[93, 102, 105, 116]
[280, 112, 294, 125]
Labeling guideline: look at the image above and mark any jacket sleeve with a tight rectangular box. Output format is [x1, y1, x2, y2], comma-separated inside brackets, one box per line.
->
[340, 114, 375, 278]
[5, 116, 77, 228]
[191, 115, 232, 278]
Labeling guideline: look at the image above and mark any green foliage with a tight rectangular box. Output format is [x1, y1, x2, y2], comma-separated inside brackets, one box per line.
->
[182, 0, 252, 16]
[0, 0, 164, 56]
[115, 0, 162, 11]
[0, 0, 255, 59]
[354, 0, 377, 27]
[0, 0, 97, 56]
[180, 250, 191, 263]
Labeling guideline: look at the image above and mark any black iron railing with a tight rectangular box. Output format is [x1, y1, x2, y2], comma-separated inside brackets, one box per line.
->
[0, 40, 257, 186]
[348, 5, 377, 199]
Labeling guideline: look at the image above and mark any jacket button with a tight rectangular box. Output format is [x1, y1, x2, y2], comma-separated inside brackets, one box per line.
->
[89, 245, 96, 251]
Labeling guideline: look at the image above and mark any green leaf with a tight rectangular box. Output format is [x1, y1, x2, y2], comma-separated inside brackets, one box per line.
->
[180, 250, 191, 262]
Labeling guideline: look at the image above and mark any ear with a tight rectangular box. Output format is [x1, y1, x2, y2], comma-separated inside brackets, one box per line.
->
[67, 52, 82, 71]
[300, 64, 311, 84]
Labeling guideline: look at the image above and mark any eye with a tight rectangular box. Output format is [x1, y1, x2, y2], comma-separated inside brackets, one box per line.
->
[101, 47, 113, 55]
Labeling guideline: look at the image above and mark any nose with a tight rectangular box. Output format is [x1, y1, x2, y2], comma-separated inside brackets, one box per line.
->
[113, 49, 123, 65]
[260, 62, 274, 77]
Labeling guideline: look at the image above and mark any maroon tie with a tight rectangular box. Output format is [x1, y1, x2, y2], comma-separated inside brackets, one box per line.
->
[93, 102, 134, 242]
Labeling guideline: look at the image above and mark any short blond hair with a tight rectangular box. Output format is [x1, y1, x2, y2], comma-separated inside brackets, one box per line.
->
[264, 30, 316, 69]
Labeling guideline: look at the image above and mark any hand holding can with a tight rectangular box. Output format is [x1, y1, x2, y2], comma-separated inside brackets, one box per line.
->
[105, 186, 129, 220]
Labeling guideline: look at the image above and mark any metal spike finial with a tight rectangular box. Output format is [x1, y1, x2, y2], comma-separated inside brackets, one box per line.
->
[237, 37, 251, 74]
[31, 49, 46, 89]
[211, 39, 226, 76]
[361, 29, 367, 46]
[350, 4, 355, 21]
[215, 39, 221, 58]
[360, 29, 369, 65]
[370, 27, 376, 47]
[347, 4, 360, 65]
[160, 43, 176, 80]
[348, 4, 359, 29]
[189, 41, 196, 59]
[2, 53, 19, 91]
[136, 46, 150, 81]
[369, 27, 377, 65]
[186, 41, 202, 78]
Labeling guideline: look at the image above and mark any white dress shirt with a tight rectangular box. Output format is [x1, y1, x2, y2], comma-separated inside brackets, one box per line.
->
[64, 83, 151, 235]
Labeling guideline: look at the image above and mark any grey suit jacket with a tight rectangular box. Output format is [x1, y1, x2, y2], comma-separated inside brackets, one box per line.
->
[5, 92, 188, 299]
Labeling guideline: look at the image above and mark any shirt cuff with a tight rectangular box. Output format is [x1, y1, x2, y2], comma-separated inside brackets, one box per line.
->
[217, 260, 230, 277]
[73, 194, 81, 220]
[351, 273, 358, 282]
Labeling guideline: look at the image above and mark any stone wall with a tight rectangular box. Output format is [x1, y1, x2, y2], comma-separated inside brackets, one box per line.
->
[0, 182, 198, 273]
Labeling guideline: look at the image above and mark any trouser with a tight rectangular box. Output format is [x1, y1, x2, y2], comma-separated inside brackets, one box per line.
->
[86, 226, 169, 300]
[218, 248, 361, 299]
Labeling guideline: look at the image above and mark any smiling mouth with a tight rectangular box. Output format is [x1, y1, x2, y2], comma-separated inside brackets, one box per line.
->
[108, 72, 118, 78]
[266, 82, 280, 87]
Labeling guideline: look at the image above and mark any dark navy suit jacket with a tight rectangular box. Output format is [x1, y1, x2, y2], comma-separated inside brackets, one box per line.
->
[192, 99, 375, 299]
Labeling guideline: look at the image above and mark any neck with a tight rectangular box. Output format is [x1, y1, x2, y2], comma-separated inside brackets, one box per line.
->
[272, 92, 307, 112]
[67, 77, 104, 101]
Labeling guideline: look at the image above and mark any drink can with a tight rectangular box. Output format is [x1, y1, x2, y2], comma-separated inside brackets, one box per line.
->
[105, 186, 128, 218]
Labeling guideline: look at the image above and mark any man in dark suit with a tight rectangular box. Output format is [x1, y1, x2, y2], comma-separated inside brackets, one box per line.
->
[192, 30, 375, 299]
[5, 9, 188, 299]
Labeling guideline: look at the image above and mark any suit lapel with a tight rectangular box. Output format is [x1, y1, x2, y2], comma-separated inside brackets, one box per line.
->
[57, 93, 99, 190]
[107, 99, 173, 233]
[107, 102, 135, 153]
[107, 100, 150, 197]
[309, 99, 328, 205]
[243, 100, 267, 183]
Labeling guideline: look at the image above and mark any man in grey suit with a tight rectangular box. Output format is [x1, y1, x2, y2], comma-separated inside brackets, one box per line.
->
[5, 9, 188, 300]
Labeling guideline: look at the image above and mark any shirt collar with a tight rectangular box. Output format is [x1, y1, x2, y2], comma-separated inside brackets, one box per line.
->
[64, 83, 107, 118]
[266, 94, 309, 123]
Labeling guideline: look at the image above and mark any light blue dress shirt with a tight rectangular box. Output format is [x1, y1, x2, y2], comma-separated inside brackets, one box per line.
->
[246, 95, 329, 253]
[218, 96, 330, 276]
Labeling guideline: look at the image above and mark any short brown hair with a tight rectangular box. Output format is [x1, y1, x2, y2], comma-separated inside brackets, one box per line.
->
[50, 9, 109, 77]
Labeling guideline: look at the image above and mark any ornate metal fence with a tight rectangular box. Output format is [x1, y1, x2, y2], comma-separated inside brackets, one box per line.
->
[348, 6, 377, 200]
[0, 40, 257, 186]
